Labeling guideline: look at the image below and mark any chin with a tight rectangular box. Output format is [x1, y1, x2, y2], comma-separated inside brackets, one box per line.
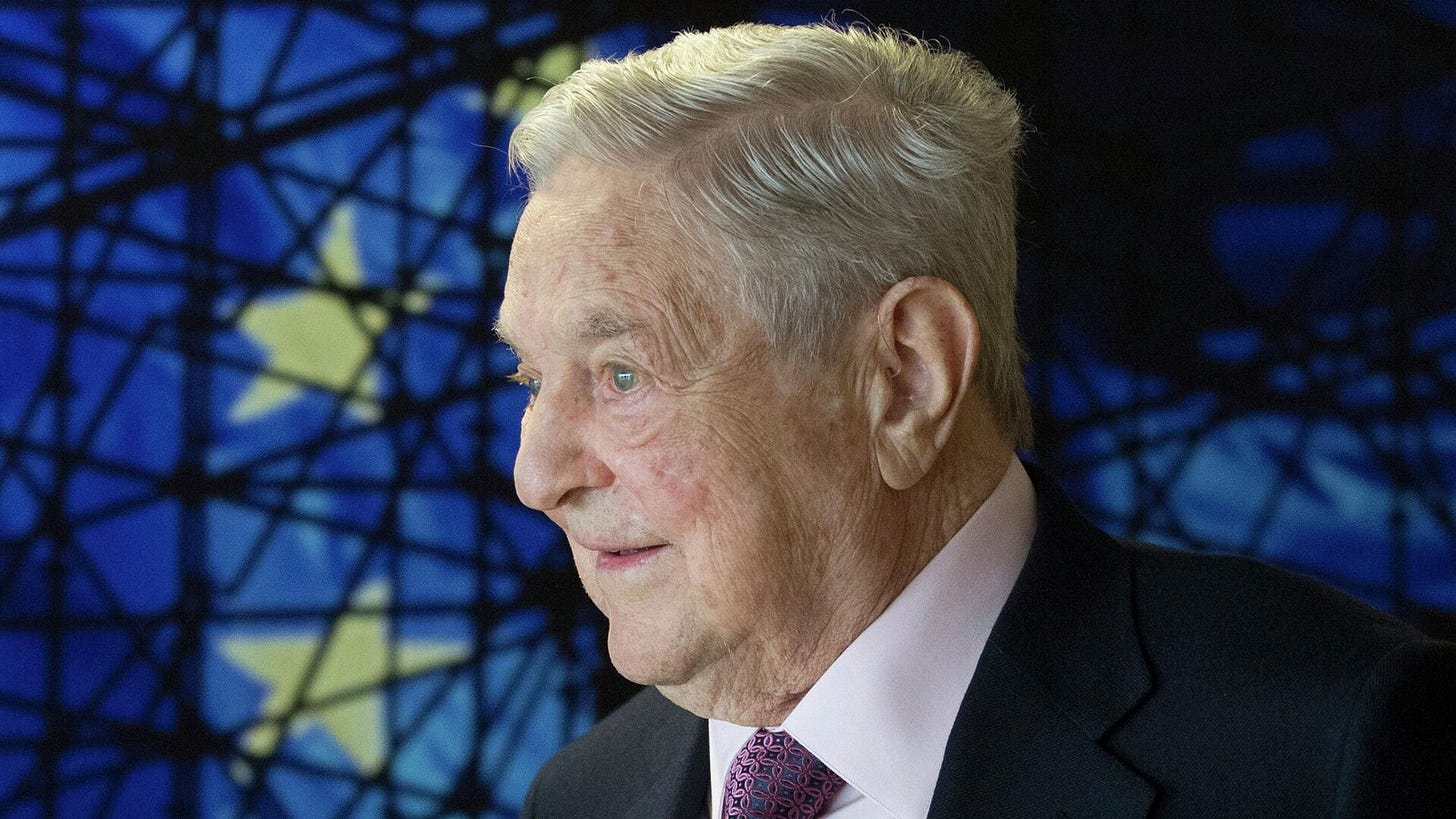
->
[606, 628, 745, 722]
[605, 624, 685, 687]
[605, 614, 707, 690]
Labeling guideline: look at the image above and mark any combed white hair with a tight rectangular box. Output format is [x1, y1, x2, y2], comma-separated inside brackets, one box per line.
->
[509, 22, 1031, 447]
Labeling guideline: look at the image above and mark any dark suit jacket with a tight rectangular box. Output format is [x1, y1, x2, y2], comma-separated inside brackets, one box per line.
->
[523, 472, 1456, 817]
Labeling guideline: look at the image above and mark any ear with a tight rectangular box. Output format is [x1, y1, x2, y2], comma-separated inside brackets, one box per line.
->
[866, 277, 979, 490]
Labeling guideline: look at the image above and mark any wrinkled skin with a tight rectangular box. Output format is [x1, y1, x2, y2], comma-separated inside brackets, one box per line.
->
[496, 160, 986, 723]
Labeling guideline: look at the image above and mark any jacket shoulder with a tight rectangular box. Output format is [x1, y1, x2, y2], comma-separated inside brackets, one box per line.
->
[1115, 541, 1455, 814]
[1125, 541, 1423, 663]
[523, 686, 705, 818]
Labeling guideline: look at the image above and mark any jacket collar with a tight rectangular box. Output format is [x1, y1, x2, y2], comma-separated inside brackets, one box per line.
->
[929, 464, 1155, 817]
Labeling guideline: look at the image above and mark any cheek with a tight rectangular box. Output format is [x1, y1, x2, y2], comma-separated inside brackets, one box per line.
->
[611, 442, 712, 525]
[601, 399, 720, 521]
[601, 396, 663, 449]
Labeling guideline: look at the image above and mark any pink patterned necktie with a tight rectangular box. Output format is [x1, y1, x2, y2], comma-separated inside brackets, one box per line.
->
[722, 728, 846, 819]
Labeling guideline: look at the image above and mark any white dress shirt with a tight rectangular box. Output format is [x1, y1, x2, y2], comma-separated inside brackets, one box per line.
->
[708, 457, 1036, 818]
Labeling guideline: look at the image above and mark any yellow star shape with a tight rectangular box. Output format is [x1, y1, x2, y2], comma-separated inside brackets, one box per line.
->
[231, 205, 431, 423]
[219, 580, 468, 774]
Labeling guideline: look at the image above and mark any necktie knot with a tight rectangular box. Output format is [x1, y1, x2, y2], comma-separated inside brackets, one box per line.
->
[723, 729, 845, 818]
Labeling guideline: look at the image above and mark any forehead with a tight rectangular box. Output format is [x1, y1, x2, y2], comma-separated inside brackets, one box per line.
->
[497, 163, 724, 348]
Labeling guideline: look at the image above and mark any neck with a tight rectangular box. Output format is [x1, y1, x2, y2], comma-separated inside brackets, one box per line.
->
[663, 442, 1014, 726]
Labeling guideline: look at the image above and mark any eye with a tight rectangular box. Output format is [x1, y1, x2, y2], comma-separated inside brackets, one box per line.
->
[609, 364, 640, 393]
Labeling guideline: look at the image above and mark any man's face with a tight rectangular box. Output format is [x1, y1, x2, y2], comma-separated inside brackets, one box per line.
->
[497, 162, 877, 713]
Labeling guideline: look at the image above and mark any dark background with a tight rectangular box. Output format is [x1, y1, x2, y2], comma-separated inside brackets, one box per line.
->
[0, 1, 1452, 816]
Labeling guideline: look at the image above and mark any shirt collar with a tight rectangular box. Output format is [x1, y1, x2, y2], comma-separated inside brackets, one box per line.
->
[707, 457, 1036, 818]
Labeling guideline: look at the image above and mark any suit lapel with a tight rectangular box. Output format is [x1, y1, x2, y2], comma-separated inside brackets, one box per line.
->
[929, 469, 1155, 818]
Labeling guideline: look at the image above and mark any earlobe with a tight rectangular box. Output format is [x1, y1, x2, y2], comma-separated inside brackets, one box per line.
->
[868, 277, 979, 490]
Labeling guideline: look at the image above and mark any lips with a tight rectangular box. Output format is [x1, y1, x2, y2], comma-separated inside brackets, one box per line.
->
[579, 542, 667, 570]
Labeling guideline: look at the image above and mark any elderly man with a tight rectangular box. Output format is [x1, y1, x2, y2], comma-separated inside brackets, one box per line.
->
[494, 22, 1454, 819]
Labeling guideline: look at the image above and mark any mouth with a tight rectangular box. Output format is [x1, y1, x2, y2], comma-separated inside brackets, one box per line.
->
[586, 543, 667, 570]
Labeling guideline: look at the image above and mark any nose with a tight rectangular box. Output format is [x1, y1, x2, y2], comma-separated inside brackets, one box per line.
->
[513, 384, 613, 511]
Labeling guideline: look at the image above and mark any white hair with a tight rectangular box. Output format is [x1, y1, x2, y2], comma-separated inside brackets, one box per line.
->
[508, 22, 1031, 447]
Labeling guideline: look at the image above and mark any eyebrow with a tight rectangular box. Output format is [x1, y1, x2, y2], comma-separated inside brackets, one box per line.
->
[491, 310, 647, 350]
[491, 316, 517, 350]
[575, 311, 646, 341]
